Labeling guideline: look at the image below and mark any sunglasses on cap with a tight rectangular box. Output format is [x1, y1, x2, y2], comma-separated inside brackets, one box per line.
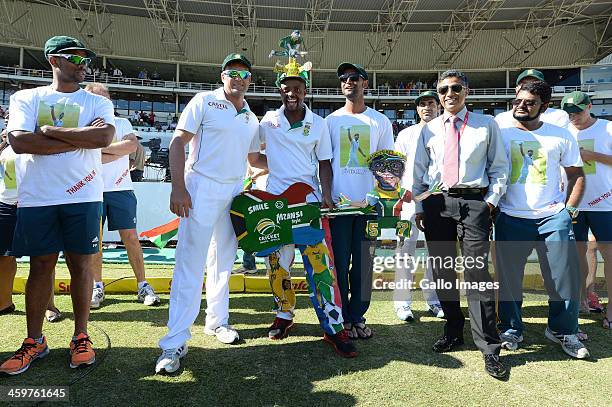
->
[511, 98, 539, 107]
[369, 159, 405, 176]
[437, 84, 464, 94]
[49, 53, 92, 66]
[222, 70, 252, 80]
[339, 73, 365, 83]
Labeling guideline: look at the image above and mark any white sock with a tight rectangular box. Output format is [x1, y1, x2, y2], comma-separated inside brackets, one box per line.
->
[94, 281, 104, 290]
[137, 281, 148, 290]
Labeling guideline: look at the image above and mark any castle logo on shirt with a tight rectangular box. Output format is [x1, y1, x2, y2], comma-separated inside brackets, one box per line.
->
[208, 101, 228, 110]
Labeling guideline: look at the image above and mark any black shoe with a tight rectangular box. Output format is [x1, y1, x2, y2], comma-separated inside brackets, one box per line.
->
[323, 330, 357, 358]
[0, 303, 15, 315]
[484, 354, 508, 379]
[432, 335, 464, 353]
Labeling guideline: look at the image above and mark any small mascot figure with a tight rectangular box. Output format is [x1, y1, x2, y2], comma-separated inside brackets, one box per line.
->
[269, 30, 312, 87]
[365, 150, 412, 247]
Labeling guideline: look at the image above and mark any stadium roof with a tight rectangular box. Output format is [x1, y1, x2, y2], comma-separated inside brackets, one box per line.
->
[5, 0, 612, 70]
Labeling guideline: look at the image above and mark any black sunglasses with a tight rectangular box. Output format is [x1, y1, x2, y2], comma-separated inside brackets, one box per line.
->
[339, 73, 364, 83]
[437, 84, 464, 94]
[511, 98, 539, 107]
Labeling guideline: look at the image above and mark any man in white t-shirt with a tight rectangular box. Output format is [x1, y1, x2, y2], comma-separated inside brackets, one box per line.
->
[392, 91, 443, 322]
[494, 81, 589, 359]
[561, 91, 612, 330]
[325, 62, 394, 340]
[85, 83, 160, 309]
[0, 35, 115, 375]
[496, 69, 570, 129]
[155, 53, 264, 374]
[256, 71, 356, 357]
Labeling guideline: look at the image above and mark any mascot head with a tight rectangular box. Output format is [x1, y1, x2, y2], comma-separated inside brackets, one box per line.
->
[367, 150, 406, 191]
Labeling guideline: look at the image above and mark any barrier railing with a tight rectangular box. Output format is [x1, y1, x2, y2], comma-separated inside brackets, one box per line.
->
[0, 65, 601, 97]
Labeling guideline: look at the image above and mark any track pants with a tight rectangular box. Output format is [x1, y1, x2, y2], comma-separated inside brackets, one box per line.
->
[159, 175, 243, 350]
[265, 219, 344, 335]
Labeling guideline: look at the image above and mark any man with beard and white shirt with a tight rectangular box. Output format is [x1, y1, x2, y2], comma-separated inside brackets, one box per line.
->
[392, 91, 443, 322]
[495, 81, 589, 359]
[155, 53, 264, 374]
[561, 91, 612, 330]
[496, 69, 569, 129]
[325, 62, 394, 340]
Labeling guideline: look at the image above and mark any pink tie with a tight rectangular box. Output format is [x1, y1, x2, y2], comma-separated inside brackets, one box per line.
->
[443, 116, 460, 188]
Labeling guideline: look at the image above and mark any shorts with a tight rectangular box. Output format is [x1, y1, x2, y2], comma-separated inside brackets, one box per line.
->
[102, 190, 137, 231]
[12, 202, 103, 256]
[573, 211, 612, 242]
[0, 201, 17, 256]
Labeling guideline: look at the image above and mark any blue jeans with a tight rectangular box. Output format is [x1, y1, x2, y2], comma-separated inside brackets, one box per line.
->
[495, 210, 580, 336]
[329, 215, 375, 324]
[242, 251, 256, 270]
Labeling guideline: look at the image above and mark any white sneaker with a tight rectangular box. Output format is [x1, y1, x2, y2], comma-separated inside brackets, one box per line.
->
[204, 324, 240, 344]
[396, 306, 414, 322]
[90, 286, 105, 309]
[155, 344, 188, 374]
[544, 327, 590, 359]
[500, 331, 523, 351]
[137, 283, 160, 306]
[427, 303, 445, 319]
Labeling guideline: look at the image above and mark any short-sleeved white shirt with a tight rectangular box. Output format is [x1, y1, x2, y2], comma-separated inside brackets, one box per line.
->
[176, 87, 259, 183]
[259, 105, 332, 202]
[102, 117, 134, 192]
[7, 86, 115, 207]
[394, 123, 424, 219]
[498, 122, 583, 219]
[325, 107, 395, 202]
[569, 119, 612, 211]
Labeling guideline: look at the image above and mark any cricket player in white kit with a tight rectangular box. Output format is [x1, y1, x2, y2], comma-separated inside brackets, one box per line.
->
[155, 54, 264, 373]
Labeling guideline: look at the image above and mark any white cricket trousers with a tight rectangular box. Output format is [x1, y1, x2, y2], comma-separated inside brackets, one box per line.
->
[393, 220, 440, 309]
[159, 174, 243, 350]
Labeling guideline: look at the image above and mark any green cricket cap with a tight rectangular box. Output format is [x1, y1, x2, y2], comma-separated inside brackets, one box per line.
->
[415, 90, 439, 106]
[516, 68, 545, 85]
[44, 35, 96, 59]
[336, 62, 368, 80]
[222, 53, 252, 71]
[561, 91, 592, 113]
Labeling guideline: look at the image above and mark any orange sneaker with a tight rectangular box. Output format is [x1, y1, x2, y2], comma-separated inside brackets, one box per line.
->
[69, 333, 95, 369]
[0, 337, 49, 375]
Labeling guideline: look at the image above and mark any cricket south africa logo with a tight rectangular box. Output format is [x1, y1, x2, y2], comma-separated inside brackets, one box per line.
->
[255, 218, 280, 237]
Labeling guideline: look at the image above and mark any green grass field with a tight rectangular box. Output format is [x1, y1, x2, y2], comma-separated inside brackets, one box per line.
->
[1, 275, 611, 406]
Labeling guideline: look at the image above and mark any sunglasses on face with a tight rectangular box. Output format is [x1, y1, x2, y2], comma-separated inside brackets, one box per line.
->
[50, 53, 92, 66]
[511, 98, 539, 107]
[222, 70, 252, 80]
[437, 84, 464, 94]
[339, 73, 363, 83]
